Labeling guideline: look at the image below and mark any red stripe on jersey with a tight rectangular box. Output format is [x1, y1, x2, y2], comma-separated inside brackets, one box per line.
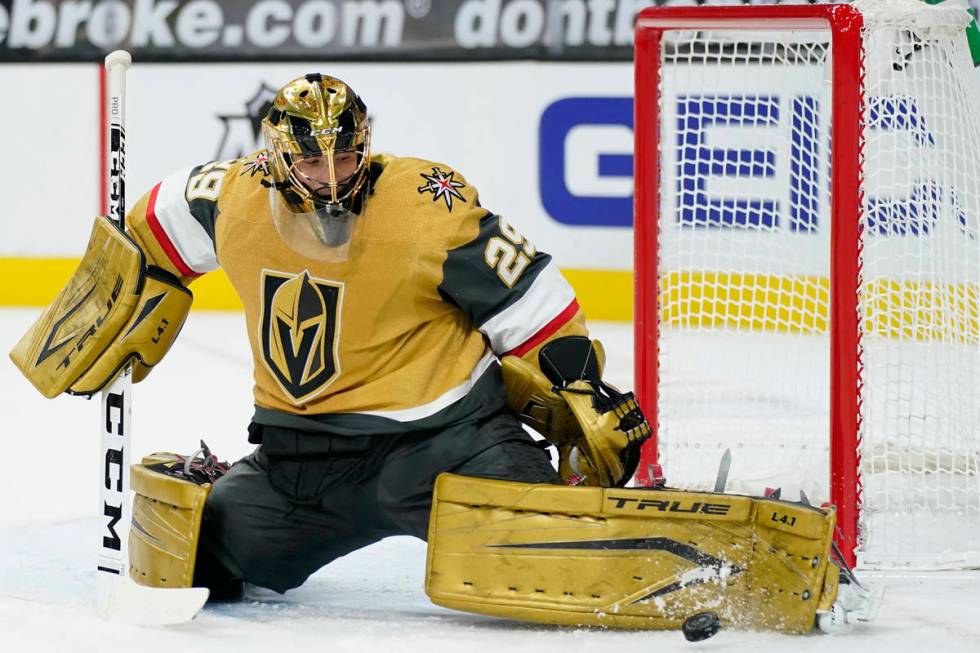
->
[503, 299, 580, 358]
[145, 182, 201, 279]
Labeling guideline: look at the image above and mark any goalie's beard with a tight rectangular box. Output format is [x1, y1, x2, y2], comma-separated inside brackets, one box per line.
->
[311, 203, 356, 247]
[304, 178, 359, 247]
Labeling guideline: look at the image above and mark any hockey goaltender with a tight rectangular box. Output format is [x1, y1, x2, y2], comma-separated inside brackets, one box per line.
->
[10, 73, 873, 636]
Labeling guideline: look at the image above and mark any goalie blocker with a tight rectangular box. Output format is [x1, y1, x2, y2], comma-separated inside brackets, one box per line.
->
[9, 215, 192, 398]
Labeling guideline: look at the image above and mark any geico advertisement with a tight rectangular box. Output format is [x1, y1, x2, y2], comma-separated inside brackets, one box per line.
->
[659, 62, 978, 278]
[659, 63, 833, 278]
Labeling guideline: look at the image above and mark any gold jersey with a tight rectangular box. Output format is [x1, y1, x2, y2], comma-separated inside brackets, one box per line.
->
[125, 152, 585, 434]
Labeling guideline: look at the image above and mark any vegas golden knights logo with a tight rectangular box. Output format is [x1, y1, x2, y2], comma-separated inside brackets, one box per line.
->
[260, 270, 343, 404]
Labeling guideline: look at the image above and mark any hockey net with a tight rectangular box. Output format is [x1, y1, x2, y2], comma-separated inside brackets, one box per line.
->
[634, 0, 980, 569]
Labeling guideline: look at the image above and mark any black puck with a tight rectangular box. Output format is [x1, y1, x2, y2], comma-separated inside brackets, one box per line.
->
[682, 611, 721, 642]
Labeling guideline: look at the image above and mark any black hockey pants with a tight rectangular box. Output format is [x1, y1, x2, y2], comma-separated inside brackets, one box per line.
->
[202, 410, 558, 593]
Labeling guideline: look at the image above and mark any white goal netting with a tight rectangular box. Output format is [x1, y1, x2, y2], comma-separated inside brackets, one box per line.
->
[649, 0, 980, 569]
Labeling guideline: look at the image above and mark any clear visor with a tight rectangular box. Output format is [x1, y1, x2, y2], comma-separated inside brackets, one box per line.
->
[269, 185, 359, 263]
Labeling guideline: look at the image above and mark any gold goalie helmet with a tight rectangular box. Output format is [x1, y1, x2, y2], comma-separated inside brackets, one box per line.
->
[262, 73, 372, 262]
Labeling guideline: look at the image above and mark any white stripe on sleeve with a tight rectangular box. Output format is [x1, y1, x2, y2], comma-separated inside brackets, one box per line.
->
[153, 166, 219, 274]
[478, 261, 576, 354]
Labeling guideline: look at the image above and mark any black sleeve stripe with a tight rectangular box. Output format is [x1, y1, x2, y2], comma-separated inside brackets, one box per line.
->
[438, 211, 553, 327]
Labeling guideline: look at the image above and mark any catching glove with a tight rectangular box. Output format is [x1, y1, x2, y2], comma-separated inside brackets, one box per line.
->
[502, 336, 652, 487]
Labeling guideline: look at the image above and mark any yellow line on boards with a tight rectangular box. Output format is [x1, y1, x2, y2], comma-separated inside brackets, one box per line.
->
[0, 258, 79, 307]
[659, 271, 979, 343]
[0, 257, 245, 311]
[0, 258, 636, 321]
[560, 269, 634, 322]
[4, 258, 975, 340]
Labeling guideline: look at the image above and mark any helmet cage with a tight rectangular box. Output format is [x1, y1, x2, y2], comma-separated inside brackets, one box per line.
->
[265, 124, 371, 213]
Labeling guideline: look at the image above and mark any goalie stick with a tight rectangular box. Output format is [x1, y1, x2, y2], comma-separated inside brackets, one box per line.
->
[93, 50, 209, 625]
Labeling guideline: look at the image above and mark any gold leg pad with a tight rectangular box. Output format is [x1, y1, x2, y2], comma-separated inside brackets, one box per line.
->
[425, 473, 837, 633]
[128, 459, 212, 589]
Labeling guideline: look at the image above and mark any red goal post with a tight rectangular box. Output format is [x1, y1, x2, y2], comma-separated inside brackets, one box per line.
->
[633, 1, 980, 570]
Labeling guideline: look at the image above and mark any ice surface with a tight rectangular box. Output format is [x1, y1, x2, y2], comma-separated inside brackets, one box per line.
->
[1, 309, 978, 652]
